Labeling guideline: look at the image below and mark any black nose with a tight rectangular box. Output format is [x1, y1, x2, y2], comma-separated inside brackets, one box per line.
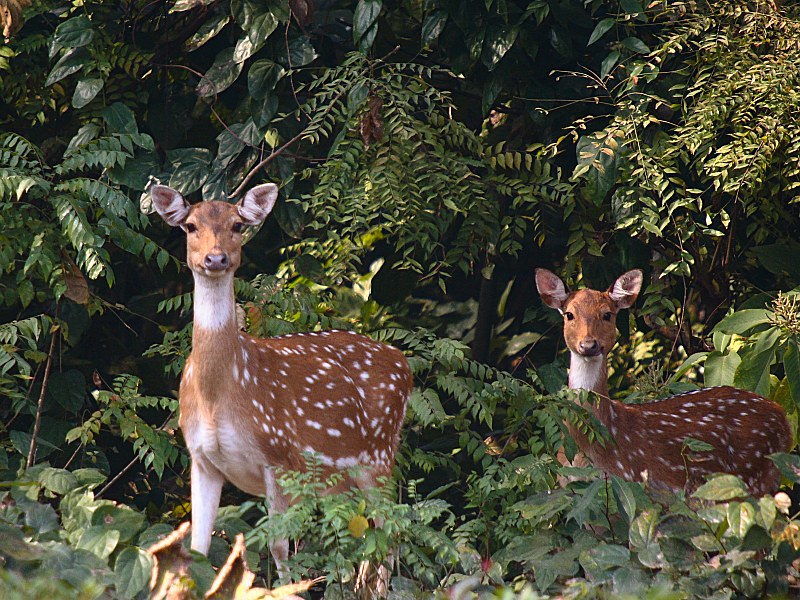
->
[204, 253, 229, 271]
[578, 339, 600, 356]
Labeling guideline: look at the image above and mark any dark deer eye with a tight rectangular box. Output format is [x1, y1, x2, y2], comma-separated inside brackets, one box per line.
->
[565, 312, 574, 321]
[186, 223, 197, 233]
[603, 312, 613, 321]
[232, 222, 245, 234]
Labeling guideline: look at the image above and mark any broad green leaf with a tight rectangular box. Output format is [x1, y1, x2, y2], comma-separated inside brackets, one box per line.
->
[629, 509, 658, 549]
[252, 94, 279, 128]
[280, 35, 317, 67]
[421, 10, 447, 46]
[588, 18, 614, 45]
[39, 467, 79, 495]
[636, 542, 665, 569]
[45, 48, 87, 87]
[693, 474, 747, 501]
[248, 59, 285, 100]
[579, 543, 630, 579]
[77, 527, 120, 560]
[115, 547, 154, 598]
[24, 501, 59, 534]
[170, 0, 215, 12]
[785, 341, 800, 408]
[622, 36, 649, 54]
[704, 349, 741, 387]
[92, 505, 146, 542]
[481, 24, 518, 70]
[353, 0, 382, 52]
[102, 102, 139, 135]
[232, 0, 279, 50]
[166, 147, 213, 195]
[600, 49, 620, 79]
[574, 132, 619, 204]
[671, 352, 707, 382]
[726, 501, 755, 538]
[185, 14, 230, 51]
[757, 496, 777, 530]
[619, 0, 644, 14]
[196, 48, 244, 97]
[769, 452, 800, 484]
[72, 78, 103, 109]
[566, 479, 603, 526]
[714, 309, 772, 335]
[50, 16, 94, 58]
[610, 476, 636, 523]
[733, 326, 780, 395]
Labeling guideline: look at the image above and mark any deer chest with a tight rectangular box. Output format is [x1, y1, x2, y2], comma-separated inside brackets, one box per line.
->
[185, 416, 269, 497]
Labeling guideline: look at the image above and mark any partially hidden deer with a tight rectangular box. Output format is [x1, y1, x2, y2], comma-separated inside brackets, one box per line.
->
[535, 268, 791, 496]
[151, 183, 412, 576]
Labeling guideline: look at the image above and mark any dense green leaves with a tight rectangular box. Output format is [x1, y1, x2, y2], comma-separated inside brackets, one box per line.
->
[2, 0, 800, 596]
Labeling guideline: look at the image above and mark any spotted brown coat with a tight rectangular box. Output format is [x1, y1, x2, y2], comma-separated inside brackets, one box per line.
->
[535, 268, 791, 496]
[151, 183, 412, 575]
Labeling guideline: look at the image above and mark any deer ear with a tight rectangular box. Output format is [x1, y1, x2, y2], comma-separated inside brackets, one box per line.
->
[535, 268, 569, 311]
[237, 183, 279, 226]
[151, 185, 191, 227]
[608, 269, 643, 309]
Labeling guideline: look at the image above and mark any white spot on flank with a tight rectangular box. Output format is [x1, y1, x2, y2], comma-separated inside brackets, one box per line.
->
[306, 420, 322, 429]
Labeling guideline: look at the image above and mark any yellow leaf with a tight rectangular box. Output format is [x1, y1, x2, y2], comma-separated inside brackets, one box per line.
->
[348, 515, 369, 538]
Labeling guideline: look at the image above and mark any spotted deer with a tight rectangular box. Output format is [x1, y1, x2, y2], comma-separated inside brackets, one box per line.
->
[151, 183, 412, 576]
[535, 268, 791, 496]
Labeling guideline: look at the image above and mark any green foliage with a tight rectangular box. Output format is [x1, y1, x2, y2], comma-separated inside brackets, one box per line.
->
[2, 0, 800, 597]
[0, 466, 155, 599]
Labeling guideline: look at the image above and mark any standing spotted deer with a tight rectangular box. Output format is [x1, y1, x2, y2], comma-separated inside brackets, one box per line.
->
[535, 268, 791, 495]
[151, 183, 412, 577]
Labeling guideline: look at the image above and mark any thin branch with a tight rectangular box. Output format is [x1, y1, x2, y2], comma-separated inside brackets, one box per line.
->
[230, 45, 403, 198]
[26, 321, 59, 469]
[95, 411, 176, 498]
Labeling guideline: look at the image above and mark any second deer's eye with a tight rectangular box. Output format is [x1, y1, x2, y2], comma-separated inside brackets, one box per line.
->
[603, 312, 613, 321]
[186, 223, 197, 233]
[232, 222, 244, 233]
[565, 312, 574, 321]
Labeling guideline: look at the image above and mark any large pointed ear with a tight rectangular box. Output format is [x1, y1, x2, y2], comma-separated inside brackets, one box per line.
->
[535, 268, 569, 311]
[607, 269, 643, 309]
[237, 183, 278, 226]
[151, 185, 191, 227]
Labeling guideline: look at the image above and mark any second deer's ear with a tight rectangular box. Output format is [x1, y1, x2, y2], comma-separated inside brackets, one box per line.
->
[608, 269, 643, 309]
[151, 185, 191, 227]
[535, 268, 569, 311]
[237, 183, 279, 226]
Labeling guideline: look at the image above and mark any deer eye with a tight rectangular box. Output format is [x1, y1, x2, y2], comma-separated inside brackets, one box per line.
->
[185, 223, 197, 233]
[603, 312, 613, 321]
[232, 222, 245, 234]
[565, 312, 574, 321]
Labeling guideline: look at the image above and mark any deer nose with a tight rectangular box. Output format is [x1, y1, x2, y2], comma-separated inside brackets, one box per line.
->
[204, 253, 229, 271]
[578, 339, 601, 356]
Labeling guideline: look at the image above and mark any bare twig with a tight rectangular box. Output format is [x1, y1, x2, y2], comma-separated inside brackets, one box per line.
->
[26, 321, 59, 469]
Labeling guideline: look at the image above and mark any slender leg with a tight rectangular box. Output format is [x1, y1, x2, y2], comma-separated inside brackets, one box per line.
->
[354, 468, 391, 598]
[264, 466, 291, 579]
[190, 460, 224, 554]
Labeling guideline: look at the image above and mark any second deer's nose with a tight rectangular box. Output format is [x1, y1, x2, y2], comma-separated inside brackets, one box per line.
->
[578, 339, 600, 356]
[204, 253, 229, 271]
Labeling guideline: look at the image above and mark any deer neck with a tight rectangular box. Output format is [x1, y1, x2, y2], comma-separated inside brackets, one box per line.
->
[568, 351, 609, 397]
[567, 350, 615, 437]
[188, 272, 242, 400]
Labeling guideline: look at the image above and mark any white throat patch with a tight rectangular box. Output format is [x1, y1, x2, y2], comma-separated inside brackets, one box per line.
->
[568, 351, 605, 392]
[193, 273, 235, 331]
